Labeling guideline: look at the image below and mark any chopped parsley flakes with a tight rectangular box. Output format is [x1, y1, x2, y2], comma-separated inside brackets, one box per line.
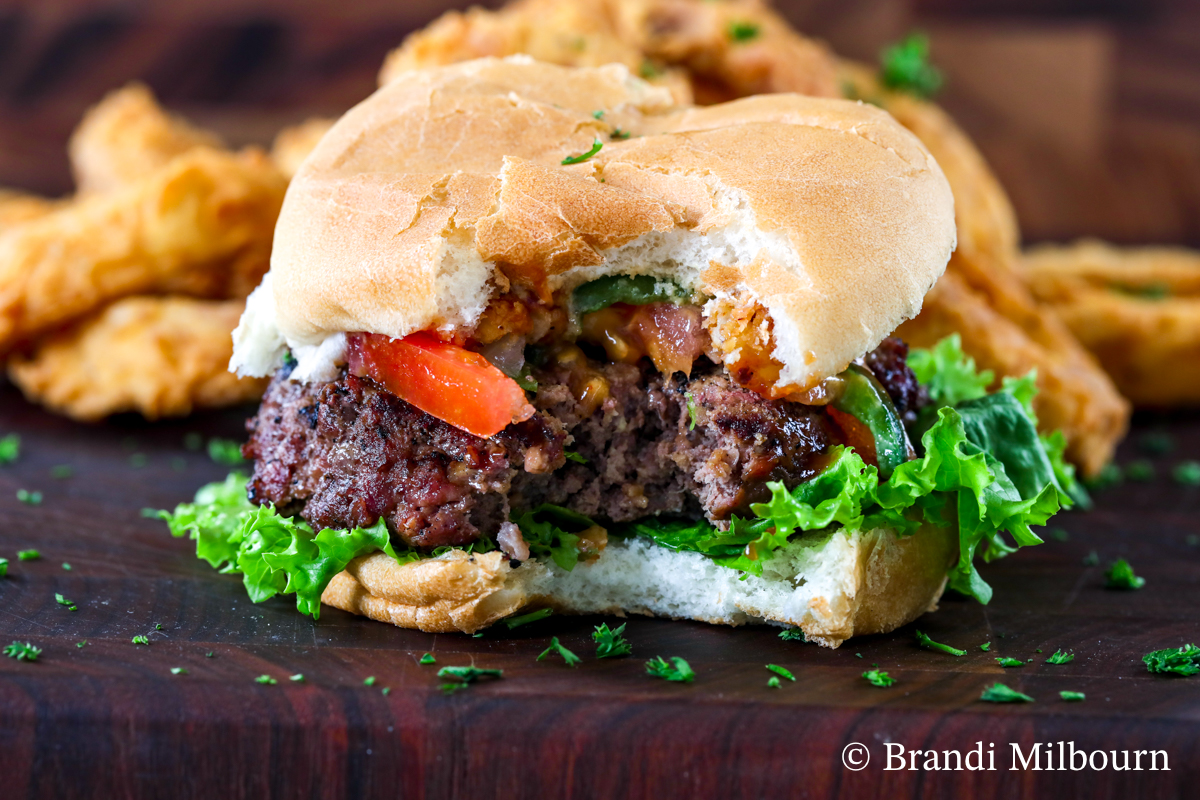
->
[1125, 460, 1155, 482]
[54, 593, 77, 611]
[1143, 644, 1200, 676]
[255, 675, 277, 685]
[419, 653, 437, 665]
[980, 683, 1034, 703]
[290, 674, 305, 682]
[363, 676, 376, 686]
[879, 32, 943, 98]
[4, 641, 41, 661]
[437, 665, 504, 694]
[727, 20, 760, 43]
[561, 139, 603, 165]
[0, 433, 19, 464]
[171, 667, 187, 676]
[207, 438, 245, 466]
[16, 489, 42, 505]
[563, 451, 588, 465]
[438, 666, 501, 682]
[537, 637, 581, 667]
[767, 676, 781, 688]
[515, 366, 538, 392]
[1111, 282, 1170, 300]
[1085, 463, 1122, 491]
[979, 642, 991, 652]
[1060, 690, 1086, 702]
[766, 664, 795, 682]
[593, 622, 632, 658]
[17, 549, 40, 561]
[1139, 431, 1173, 455]
[1046, 649, 1075, 665]
[0, 558, 7, 578]
[638, 60, 663, 79]
[778, 628, 806, 642]
[1104, 558, 1145, 590]
[863, 669, 896, 687]
[916, 630, 965, 656]
[685, 392, 699, 430]
[505, 608, 553, 629]
[995, 657, 1023, 668]
[646, 656, 695, 683]
[1173, 461, 1200, 486]
[131, 635, 149, 645]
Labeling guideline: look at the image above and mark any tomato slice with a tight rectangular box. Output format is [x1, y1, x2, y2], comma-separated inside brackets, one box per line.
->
[347, 332, 534, 438]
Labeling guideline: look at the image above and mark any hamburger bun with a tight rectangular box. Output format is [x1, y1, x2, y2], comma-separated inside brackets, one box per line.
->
[232, 57, 960, 645]
[322, 522, 957, 648]
[233, 56, 955, 393]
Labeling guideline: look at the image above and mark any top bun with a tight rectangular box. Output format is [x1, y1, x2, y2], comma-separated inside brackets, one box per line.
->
[233, 56, 955, 390]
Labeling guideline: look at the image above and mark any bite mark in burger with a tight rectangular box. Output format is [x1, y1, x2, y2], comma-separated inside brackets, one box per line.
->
[159, 58, 1078, 647]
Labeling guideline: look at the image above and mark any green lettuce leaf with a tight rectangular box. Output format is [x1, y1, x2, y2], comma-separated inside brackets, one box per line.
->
[625, 335, 1077, 603]
[152, 472, 253, 571]
[997, 370, 1088, 506]
[237, 505, 409, 615]
[630, 447, 881, 574]
[157, 473, 415, 619]
[160, 334, 1077, 614]
[910, 336, 1085, 507]
[159, 478, 598, 618]
[907, 334, 992, 407]
[510, 504, 600, 571]
[1041, 429, 1089, 509]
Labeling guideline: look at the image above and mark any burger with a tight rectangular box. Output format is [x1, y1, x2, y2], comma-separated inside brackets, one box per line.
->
[160, 58, 1076, 647]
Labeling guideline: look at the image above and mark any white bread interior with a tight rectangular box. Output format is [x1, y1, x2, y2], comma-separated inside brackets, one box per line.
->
[321, 523, 957, 648]
[233, 56, 956, 391]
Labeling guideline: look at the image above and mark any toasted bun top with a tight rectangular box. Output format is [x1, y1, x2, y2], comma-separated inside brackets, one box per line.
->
[235, 57, 954, 389]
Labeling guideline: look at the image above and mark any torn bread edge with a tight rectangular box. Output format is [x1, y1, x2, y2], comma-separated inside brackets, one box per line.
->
[320, 522, 957, 648]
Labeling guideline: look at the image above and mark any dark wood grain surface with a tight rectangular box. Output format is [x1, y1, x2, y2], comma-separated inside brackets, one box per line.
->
[1, 379, 1199, 798]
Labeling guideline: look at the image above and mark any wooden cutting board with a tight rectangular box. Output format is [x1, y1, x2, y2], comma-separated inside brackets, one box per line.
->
[1, 381, 1198, 799]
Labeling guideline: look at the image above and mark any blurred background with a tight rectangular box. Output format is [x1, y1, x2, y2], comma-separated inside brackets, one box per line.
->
[0, 0, 1197, 247]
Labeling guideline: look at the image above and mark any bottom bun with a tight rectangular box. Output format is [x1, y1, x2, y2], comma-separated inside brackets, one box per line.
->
[320, 524, 958, 648]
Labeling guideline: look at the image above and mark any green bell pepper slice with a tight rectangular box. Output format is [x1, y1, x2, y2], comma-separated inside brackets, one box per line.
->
[830, 364, 908, 479]
[572, 275, 690, 315]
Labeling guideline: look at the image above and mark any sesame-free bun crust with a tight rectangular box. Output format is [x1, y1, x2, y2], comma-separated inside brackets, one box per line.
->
[248, 57, 955, 390]
[320, 523, 957, 648]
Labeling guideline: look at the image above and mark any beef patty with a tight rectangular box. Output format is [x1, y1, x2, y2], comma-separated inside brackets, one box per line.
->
[244, 338, 923, 550]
